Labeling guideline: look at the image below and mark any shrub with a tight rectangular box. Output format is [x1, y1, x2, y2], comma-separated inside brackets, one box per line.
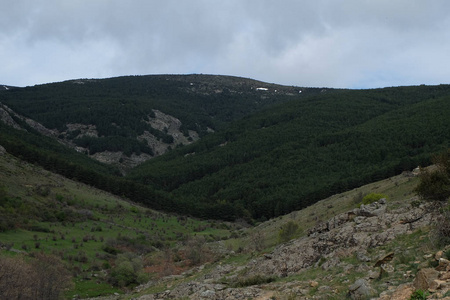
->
[109, 261, 135, 287]
[410, 289, 430, 300]
[108, 252, 146, 287]
[415, 149, 450, 202]
[278, 221, 299, 243]
[361, 193, 387, 205]
[232, 274, 276, 287]
[0, 253, 72, 300]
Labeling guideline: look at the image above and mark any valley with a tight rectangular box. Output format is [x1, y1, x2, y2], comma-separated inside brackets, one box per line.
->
[1, 75, 450, 299]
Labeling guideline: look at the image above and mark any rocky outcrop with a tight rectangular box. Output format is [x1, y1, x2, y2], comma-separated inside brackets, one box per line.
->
[120, 200, 435, 300]
[247, 201, 430, 278]
[140, 109, 199, 156]
[0, 103, 200, 171]
[377, 251, 450, 299]
[0, 103, 22, 130]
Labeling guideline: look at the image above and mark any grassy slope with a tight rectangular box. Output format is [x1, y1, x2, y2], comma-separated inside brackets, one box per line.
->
[0, 151, 239, 298]
[0, 147, 444, 299]
[130, 167, 438, 299]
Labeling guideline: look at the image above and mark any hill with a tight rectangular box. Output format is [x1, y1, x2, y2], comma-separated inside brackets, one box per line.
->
[127, 84, 450, 220]
[0, 146, 241, 298]
[1, 76, 450, 221]
[0, 74, 324, 171]
[1, 144, 449, 299]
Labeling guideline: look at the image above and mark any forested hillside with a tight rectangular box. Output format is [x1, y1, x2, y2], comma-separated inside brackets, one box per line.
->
[1, 76, 450, 221]
[0, 75, 322, 160]
[127, 85, 450, 220]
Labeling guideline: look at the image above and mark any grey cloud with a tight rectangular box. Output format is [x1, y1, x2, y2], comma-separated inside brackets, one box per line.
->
[1, 0, 450, 88]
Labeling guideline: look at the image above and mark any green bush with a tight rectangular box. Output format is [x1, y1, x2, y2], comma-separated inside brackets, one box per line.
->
[278, 221, 299, 243]
[108, 253, 147, 287]
[232, 274, 276, 287]
[415, 149, 450, 202]
[410, 289, 429, 300]
[361, 193, 387, 205]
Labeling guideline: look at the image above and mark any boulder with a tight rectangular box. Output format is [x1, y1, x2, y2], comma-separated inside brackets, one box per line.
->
[413, 268, 440, 290]
[348, 279, 375, 299]
[436, 258, 450, 271]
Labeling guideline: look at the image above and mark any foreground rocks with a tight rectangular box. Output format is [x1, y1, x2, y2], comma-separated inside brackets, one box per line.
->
[377, 252, 450, 299]
[86, 198, 445, 300]
[111, 199, 439, 300]
[246, 200, 430, 278]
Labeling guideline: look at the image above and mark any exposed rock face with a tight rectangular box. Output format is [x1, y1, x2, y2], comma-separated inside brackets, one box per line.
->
[121, 201, 435, 300]
[140, 109, 199, 156]
[378, 250, 450, 299]
[0, 104, 200, 171]
[246, 201, 430, 278]
[66, 123, 98, 138]
[0, 103, 22, 129]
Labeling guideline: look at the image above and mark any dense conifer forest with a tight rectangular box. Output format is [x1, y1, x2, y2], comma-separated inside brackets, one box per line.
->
[1, 75, 449, 221]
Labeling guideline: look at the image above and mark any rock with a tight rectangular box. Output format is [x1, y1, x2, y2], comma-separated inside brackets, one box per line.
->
[440, 271, 450, 280]
[200, 289, 216, 298]
[348, 279, 375, 300]
[378, 283, 413, 300]
[0, 145, 5, 155]
[320, 257, 340, 270]
[309, 280, 319, 287]
[436, 258, 450, 271]
[368, 270, 379, 279]
[356, 251, 371, 262]
[374, 252, 395, 267]
[357, 202, 386, 217]
[413, 268, 440, 290]
[436, 250, 444, 260]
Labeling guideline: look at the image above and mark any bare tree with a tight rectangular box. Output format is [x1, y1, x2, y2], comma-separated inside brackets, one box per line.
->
[0, 253, 72, 300]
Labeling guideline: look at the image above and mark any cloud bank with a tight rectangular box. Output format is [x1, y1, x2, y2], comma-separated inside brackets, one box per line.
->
[1, 0, 450, 88]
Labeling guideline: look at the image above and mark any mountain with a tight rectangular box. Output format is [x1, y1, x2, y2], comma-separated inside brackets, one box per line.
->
[0, 74, 326, 171]
[0, 85, 18, 91]
[127, 84, 450, 220]
[1, 75, 450, 221]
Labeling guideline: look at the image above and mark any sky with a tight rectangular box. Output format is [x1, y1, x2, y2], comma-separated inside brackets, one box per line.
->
[1, 0, 450, 89]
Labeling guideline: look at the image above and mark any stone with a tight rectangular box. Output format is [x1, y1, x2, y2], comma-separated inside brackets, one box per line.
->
[356, 251, 371, 262]
[440, 271, 450, 280]
[200, 290, 216, 298]
[348, 279, 375, 300]
[436, 250, 444, 260]
[309, 280, 319, 287]
[437, 258, 450, 271]
[413, 268, 440, 290]
[378, 283, 414, 300]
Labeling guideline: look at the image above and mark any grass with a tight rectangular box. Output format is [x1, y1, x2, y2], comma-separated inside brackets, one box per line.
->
[0, 149, 433, 299]
[0, 152, 238, 297]
[66, 280, 122, 299]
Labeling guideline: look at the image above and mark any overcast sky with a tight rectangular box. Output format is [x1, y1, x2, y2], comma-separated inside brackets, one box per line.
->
[1, 1, 450, 89]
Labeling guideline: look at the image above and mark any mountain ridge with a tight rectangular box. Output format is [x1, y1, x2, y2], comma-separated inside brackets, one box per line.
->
[1, 75, 449, 221]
